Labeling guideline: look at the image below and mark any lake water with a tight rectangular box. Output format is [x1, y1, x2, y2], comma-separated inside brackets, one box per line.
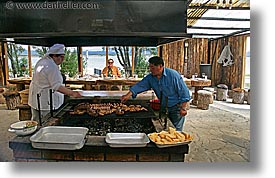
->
[19, 55, 128, 75]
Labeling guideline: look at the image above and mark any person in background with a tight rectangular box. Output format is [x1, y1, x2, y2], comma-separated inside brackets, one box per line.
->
[28, 44, 82, 124]
[121, 56, 191, 131]
[102, 58, 121, 78]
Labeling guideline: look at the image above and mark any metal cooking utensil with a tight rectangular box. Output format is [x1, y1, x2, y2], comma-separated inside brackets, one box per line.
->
[36, 93, 42, 126]
[49, 89, 54, 117]
[164, 96, 168, 130]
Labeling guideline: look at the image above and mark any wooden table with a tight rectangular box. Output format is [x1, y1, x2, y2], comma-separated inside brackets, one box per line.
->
[190, 78, 211, 105]
[7, 77, 32, 91]
[79, 90, 154, 100]
[8, 77, 142, 91]
[96, 78, 141, 90]
[96, 78, 141, 86]
[65, 78, 97, 90]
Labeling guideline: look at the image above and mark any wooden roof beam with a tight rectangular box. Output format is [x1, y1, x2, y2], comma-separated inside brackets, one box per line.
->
[188, 17, 250, 21]
[187, 26, 250, 30]
[188, 6, 250, 10]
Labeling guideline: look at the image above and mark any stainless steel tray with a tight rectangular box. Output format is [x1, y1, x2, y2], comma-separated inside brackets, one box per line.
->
[105, 133, 150, 148]
[30, 126, 89, 150]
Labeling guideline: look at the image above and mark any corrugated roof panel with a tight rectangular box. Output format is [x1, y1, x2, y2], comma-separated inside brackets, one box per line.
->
[187, 0, 250, 39]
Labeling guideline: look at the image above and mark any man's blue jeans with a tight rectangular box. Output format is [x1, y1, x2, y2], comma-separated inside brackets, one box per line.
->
[162, 105, 185, 131]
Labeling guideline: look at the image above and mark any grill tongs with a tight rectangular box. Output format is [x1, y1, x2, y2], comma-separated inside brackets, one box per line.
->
[49, 89, 54, 118]
[36, 89, 55, 126]
[159, 92, 168, 130]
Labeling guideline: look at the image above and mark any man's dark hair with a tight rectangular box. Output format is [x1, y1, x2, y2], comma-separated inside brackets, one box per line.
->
[149, 56, 164, 66]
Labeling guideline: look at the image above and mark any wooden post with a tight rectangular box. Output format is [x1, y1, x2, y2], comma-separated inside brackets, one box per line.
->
[27, 45, 32, 77]
[4, 42, 9, 85]
[132, 47, 135, 74]
[0, 42, 4, 86]
[106, 46, 108, 66]
[77, 46, 83, 77]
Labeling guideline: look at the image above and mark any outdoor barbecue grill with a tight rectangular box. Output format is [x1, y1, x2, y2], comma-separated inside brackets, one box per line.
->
[47, 98, 158, 136]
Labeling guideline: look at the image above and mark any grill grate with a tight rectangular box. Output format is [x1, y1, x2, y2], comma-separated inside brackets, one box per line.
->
[53, 99, 158, 136]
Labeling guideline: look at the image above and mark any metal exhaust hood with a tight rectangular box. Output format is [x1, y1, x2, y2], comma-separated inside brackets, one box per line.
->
[0, 0, 190, 46]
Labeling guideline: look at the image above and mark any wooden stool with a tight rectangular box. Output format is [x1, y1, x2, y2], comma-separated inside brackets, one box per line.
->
[197, 90, 212, 110]
[18, 89, 29, 105]
[0, 88, 6, 104]
[247, 89, 250, 105]
[99, 85, 108, 90]
[2, 91, 20, 110]
[216, 84, 228, 101]
[232, 88, 245, 104]
[16, 104, 32, 121]
[110, 85, 122, 91]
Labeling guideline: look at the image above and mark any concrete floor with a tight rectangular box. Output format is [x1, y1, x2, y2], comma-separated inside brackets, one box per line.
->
[0, 99, 250, 162]
[184, 99, 250, 162]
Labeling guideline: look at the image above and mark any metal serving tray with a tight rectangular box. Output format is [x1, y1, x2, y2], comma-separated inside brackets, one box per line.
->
[105, 133, 150, 148]
[30, 126, 88, 150]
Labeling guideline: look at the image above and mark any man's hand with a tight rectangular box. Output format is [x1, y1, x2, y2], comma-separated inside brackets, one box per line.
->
[70, 91, 82, 98]
[121, 91, 132, 103]
[179, 109, 187, 117]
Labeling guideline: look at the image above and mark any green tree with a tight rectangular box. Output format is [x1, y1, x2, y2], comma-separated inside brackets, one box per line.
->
[32, 46, 48, 58]
[7, 43, 26, 77]
[60, 48, 78, 77]
[18, 57, 29, 77]
[33, 46, 78, 77]
[114, 46, 157, 77]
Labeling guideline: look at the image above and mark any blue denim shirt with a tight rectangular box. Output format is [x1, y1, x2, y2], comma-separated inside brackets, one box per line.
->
[130, 68, 191, 107]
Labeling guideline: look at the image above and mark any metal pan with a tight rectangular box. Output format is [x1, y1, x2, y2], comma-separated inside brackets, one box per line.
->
[105, 133, 150, 148]
[30, 126, 88, 150]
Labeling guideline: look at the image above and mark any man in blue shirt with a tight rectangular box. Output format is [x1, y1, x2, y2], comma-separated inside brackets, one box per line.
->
[121, 56, 191, 131]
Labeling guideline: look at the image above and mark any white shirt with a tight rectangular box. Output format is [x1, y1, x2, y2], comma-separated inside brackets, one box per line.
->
[28, 55, 64, 110]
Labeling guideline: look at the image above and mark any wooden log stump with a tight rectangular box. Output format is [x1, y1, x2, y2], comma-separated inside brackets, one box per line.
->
[0, 88, 7, 104]
[2, 91, 20, 110]
[110, 85, 122, 91]
[16, 104, 32, 121]
[232, 88, 245, 104]
[197, 90, 212, 110]
[18, 89, 29, 105]
[247, 89, 250, 105]
[203, 87, 215, 104]
[216, 84, 228, 101]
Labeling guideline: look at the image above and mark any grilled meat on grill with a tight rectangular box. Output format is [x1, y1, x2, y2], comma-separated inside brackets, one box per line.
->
[70, 102, 148, 116]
